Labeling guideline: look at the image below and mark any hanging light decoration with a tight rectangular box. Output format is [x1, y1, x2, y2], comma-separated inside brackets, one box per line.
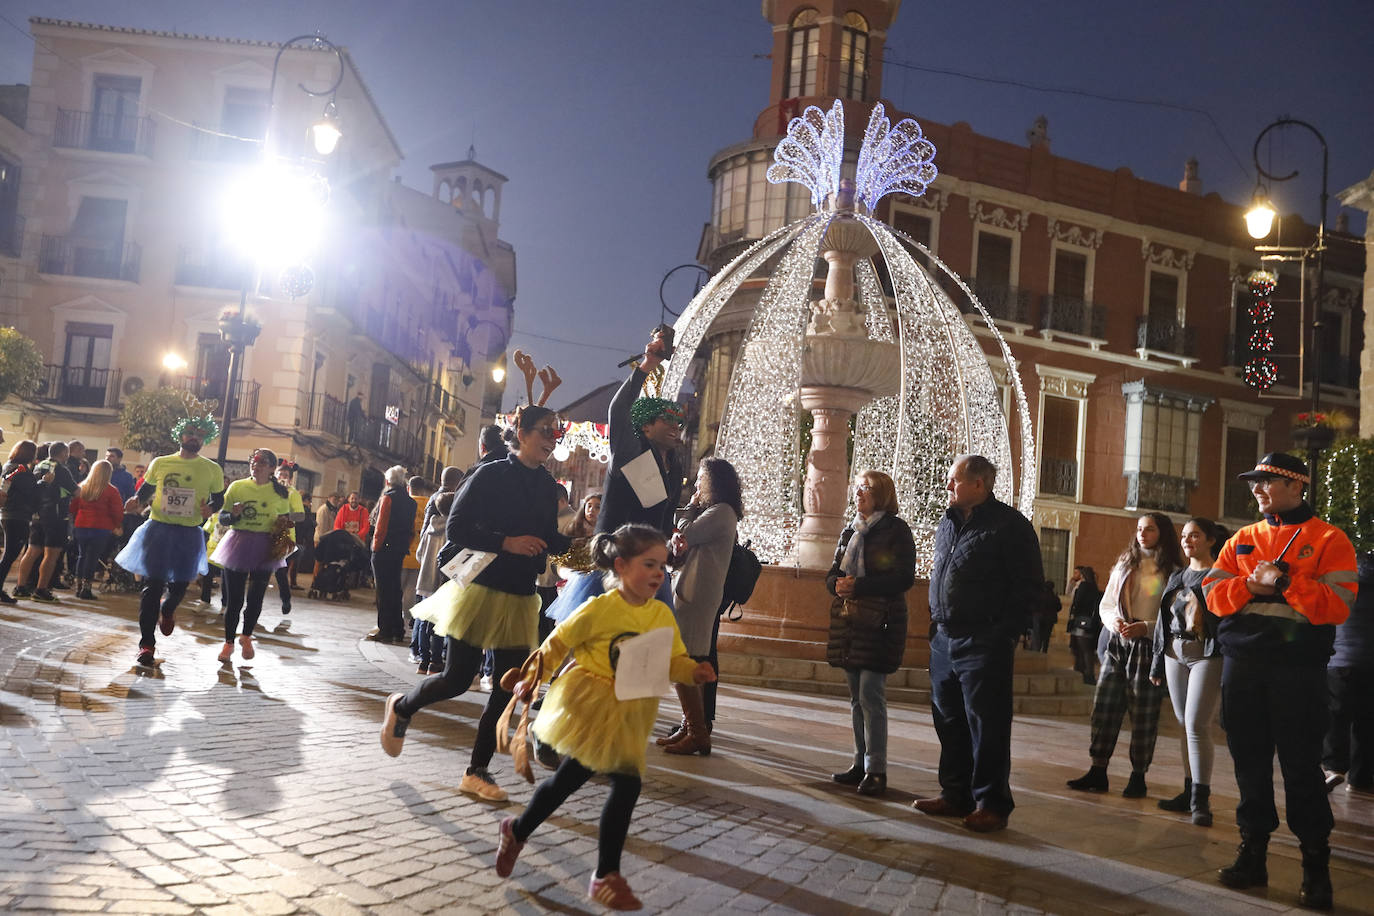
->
[1244, 269, 1279, 391]
[661, 101, 1035, 571]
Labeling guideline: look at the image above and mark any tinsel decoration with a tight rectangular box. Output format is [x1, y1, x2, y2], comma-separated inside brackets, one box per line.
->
[1247, 270, 1277, 298]
[1244, 268, 1277, 391]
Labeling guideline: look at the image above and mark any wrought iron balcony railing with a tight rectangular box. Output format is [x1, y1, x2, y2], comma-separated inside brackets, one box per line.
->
[1040, 294, 1106, 340]
[39, 235, 141, 282]
[33, 364, 123, 409]
[0, 212, 22, 258]
[1135, 315, 1197, 360]
[302, 392, 346, 440]
[167, 376, 260, 421]
[964, 280, 1031, 325]
[1038, 456, 1078, 498]
[175, 248, 249, 290]
[54, 109, 155, 156]
[1125, 470, 1192, 514]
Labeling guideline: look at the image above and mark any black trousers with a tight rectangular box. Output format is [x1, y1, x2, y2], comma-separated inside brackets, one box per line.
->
[512, 755, 641, 878]
[1323, 665, 1374, 784]
[1221, 655, 1332, 845]
[929, 629, 1017, 816]
[138, 579, 189, 650]
[397, 639, 526, 769]
[222, 568, 272, 642]
[372, 550, 405, 638]
[703, 612, 722, 724]
[0, 516, 29, 586]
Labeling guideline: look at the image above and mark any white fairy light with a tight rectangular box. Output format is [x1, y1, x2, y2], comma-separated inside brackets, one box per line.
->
[669, 100, 1035, 569]
[560, 421, 611, 464]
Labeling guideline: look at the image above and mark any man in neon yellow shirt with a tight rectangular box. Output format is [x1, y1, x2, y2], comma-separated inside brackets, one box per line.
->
[115, 416, 226, 669]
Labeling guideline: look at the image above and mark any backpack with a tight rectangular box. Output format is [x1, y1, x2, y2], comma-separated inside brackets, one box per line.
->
[719, 538, 762, 618]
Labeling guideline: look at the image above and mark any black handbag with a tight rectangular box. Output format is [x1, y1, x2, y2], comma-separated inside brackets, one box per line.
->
[718, 538, 761, 619]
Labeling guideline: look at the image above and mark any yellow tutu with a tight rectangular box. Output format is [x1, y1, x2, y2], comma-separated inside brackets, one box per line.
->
[531, 665, 660, 777]
[409, 579, 540, 650]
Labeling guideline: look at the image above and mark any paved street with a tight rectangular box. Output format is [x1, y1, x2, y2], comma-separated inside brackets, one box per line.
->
[2, 585, 1372, 915]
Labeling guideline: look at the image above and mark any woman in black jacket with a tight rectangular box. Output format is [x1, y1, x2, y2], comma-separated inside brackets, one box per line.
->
[826, 469, 915, 797]
[1065, 566, 1102, 684]
[0, 439, 39, 604]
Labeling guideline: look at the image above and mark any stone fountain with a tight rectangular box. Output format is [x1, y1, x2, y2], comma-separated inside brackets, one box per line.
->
[793, 182, 900, 569]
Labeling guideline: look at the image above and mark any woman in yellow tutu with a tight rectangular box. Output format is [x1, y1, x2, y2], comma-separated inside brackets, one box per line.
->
[494, 524, 715, 911]
[379, 405, 572, 803]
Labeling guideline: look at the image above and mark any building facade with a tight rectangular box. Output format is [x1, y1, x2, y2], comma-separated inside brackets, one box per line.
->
[0, 18, 513, 499]
[686, 0, 1365, 589]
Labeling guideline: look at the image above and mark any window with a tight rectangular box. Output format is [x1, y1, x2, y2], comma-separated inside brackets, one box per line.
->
[67, 196, 128, 279]
[975, 231, 1012, 287]
[217, 87, 268, 161]
[195, 332, 229, 404]
[91, 74, 141, 153]
[1223, 427, 1260, 520]
[1039, 527, 1071, 595]
[1122, 381, 1213, 512]
[1038, 395, 1080, 498]
[62, 322, 113, 408]
[840, 12, 869, 101]
[1147, 270, 1179, 323]
[891, 206, 932, 266]
[1053, 249, 1087, 299]
[785, 10, 819, 98]
[0, 155, 18, 257]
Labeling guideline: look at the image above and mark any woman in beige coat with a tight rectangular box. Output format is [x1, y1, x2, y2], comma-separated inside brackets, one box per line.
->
[659, 458, 742, 755]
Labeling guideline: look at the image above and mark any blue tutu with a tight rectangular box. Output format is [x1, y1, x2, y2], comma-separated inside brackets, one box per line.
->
[116, 519, 208, 582]
[545, 569, 674, 623]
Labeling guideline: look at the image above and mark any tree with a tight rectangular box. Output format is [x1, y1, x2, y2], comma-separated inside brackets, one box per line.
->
[1318, 436, 1374, 552]
[0, 328, 43, 403]
[119, 388, 217, 456]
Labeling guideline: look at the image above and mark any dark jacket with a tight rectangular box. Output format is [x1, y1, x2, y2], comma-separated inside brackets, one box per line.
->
[1065, 580, 1103, 637]
[929, 496, 1044, 640]
[441, 455, 571, 596]
[596, 367, 683, 536]
[34, 460, 78, 524]
[1331, 551, 1374, 669]
[0, 460, 39, 521]
[1150, 566, 1218, 681]
[109, 465, 136, 501]
[372, 486, 417, 556]
[825, 513, 915, 673]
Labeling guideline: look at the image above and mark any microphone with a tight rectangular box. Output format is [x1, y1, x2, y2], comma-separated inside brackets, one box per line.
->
[616, 325, 675, 368]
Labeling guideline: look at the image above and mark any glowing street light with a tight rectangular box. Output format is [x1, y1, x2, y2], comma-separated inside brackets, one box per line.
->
[1244, 187, 1277, 240]
[309, 100, 342, 156]
[161, 352, 188, 372]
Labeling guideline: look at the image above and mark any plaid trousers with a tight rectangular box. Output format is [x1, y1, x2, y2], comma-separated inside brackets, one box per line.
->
[1088, 632, 1166, 771]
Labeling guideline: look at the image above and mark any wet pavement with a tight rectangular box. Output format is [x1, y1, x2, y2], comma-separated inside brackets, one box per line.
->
[2, 584, 1372, 914]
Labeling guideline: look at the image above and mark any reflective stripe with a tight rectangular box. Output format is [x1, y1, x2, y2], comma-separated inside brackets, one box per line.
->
[1319, 570, 1357, 585]
[1239, 602, 1305, 621]
[1201, 568, 1235, 596]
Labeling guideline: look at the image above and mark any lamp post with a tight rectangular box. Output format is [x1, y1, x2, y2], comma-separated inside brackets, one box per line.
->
[267, 35, 346, 158]
[216, 308, 263, 464]
[1244, 117, 1330, 499]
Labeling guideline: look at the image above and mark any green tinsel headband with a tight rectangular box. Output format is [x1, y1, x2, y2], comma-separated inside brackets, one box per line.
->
[630, 398, 684, 435]
[171, 415, 220, 443]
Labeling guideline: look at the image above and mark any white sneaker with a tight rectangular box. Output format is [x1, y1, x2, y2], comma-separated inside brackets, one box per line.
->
[479, 675, 493, 692]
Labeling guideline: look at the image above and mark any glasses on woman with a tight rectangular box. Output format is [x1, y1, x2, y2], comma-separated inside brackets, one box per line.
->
[532, 422, 565, 441]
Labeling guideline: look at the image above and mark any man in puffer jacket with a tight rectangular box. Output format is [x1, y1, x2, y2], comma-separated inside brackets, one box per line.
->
[914, 455, 1043, 834]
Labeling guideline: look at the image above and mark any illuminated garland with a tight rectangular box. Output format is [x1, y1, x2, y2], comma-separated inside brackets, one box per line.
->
[1244, 269, 1278, 391]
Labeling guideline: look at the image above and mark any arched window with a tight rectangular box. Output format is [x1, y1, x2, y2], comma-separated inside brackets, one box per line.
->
[785, 9, 819, 99]
[840, 12, 869, 101]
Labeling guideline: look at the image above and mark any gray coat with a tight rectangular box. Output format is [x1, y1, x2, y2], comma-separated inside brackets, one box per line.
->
[672, 504, 737, 656]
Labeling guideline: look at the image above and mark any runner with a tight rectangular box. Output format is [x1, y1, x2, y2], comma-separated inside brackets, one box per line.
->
[115, 415, 226, 668]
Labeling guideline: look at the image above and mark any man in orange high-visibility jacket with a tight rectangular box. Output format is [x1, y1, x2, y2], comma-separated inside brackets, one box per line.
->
[1203, 452, 1355, 910]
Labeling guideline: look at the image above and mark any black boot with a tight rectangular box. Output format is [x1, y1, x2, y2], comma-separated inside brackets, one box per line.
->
[1298, 842, 1333, 910]
[1190, 784, 1212, 827]
[832, 764, 864, 785]
[1158, 777, 1192, 812]
[1067, 765, 1108, 792]
[857, 772, 887, 797]
[1217, 833, 1268, 889]
[1121, 771, 1147, 798]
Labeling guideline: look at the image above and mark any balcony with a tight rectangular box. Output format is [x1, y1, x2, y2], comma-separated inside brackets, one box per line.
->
[1039, 294, 1107, 349]
[39, 235, 141, 282]
[54, 109, 155, 156]
[1125, 470, 1192, 514]
[167, 375, 259, 421]
[0, 212, 21, 258]
[1135, 315, 1198, 367]
[176, 248, 249, 290]
[1038, 456, 1078, 498]
[188, 123, 261, 164]
[33, 364, 122, 409]
[302, 392, 346, 439]
[962, 280, 1032, 333]
[350, 416, 426, 465]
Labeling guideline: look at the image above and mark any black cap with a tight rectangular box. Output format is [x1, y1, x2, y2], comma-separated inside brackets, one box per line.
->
[1237, 452, 1310, 485]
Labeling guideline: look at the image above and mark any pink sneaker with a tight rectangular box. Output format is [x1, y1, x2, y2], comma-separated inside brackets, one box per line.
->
[238, 635, 255, 660]
[588, 872, 642, 910]
[494, 816, 524, 878]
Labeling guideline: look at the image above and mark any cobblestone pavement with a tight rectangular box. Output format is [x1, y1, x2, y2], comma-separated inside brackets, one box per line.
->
[3, 587, 1373, 915]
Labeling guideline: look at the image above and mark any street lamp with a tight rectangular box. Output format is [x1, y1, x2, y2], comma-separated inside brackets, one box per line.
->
[268, 34, 345, 158]
[216, 308, 263, 464]
[1245, 117, 1330, 498]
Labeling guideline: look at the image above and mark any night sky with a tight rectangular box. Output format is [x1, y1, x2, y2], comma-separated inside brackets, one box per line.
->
[3, 0, 1372, 409]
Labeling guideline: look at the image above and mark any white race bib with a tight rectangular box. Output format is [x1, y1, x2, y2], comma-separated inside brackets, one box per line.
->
[162, 486, 197, 518]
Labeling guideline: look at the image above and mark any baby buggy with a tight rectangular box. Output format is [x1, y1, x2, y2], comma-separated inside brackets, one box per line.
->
[309, 529, 369, 600]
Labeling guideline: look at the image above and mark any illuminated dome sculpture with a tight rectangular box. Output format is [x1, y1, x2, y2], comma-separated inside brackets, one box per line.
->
[662, 101, 1036, 574]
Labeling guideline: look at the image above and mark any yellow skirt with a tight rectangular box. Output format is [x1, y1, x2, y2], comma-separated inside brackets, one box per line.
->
[531, 666, 660, 777]
[409, 579, 540, 650]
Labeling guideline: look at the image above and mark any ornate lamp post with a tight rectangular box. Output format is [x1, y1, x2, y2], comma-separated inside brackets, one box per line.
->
[1244, 118, 1331, 501]
[216, 308, 263, 464]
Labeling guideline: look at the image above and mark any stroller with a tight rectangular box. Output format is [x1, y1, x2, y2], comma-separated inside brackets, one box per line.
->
[309, 529, 370, 600]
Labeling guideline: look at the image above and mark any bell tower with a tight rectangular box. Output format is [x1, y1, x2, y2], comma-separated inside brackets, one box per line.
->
[756, 1, 901, 140]
[430, 145, 507, 235]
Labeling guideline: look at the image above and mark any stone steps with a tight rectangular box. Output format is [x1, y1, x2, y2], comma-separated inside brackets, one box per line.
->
[719, 646, 1096, 716]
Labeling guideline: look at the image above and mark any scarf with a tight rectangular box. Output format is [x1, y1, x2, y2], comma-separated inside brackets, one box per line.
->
[840, 511, 885, 579]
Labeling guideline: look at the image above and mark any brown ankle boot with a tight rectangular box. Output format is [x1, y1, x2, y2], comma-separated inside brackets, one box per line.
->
[664, 684, 711, 756]
[655, 719, 688, 746]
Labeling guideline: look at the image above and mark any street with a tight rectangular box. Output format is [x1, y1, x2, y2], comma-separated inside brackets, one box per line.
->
[2, 586, 1372, 914]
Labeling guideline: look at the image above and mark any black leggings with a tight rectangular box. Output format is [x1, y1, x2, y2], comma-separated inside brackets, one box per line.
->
[396, 638, 526, 769]
[138, 579, 190, 649]
[223, 568, 272, 641]
[0, 517, 29, 586]
[512, 756, 642, 878]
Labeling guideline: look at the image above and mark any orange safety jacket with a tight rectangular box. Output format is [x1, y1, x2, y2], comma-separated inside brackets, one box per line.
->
[1203, 503, 1356, 664]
